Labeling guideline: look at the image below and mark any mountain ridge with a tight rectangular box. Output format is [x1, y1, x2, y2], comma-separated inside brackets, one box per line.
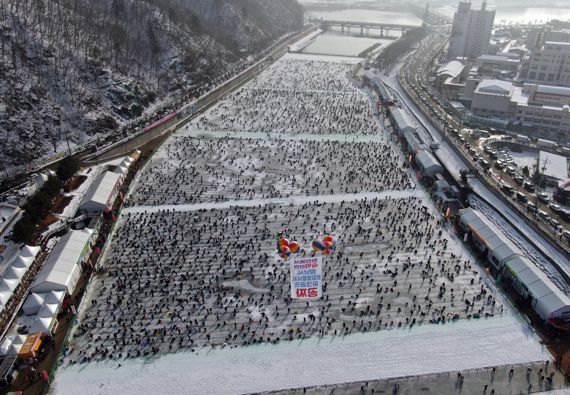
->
[0, 0, 303, 170]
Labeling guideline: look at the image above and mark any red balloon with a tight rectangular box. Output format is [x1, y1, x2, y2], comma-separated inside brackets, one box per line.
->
[323, 248, 332, 256]
[278, 238, 290, 249]
[289, 241, 300, 254]
[279, 246, 291, 259]
[323, 235, 334, 245]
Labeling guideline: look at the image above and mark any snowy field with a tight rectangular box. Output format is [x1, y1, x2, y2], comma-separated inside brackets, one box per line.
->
[67, 195, 502, 362]
[126, 136, 411, 206]
[190, 55, 382, 136]
[53, 53, 553, 393]
[508, 150, 539, 172]
[53, 316, 549, 395]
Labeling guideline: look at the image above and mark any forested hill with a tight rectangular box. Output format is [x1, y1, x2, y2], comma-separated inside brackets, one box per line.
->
[0, 0, 303, 169]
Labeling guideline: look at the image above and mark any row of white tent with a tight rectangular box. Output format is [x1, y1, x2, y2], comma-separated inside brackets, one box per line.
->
[114, 155, 135, 177]
[0, 246, 41, 309]
[0, 291, 65, 356]
[31, 230, 93, 295]
[458, 207, 570, 322]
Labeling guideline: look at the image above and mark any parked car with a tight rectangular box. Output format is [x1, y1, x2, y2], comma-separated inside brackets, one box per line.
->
[513, 174, 524, 185]
[516, 192, 528, 204]
[549, 218, 563, 232]
[479, 159, 490, 170]
[523, 181, 535, 193]
[501, 183, 515, 196]
[538, 210, 551, 222]
[537, 192, 550, 204]
[549, 203, 563, 214]
[527, 202, 538, 214]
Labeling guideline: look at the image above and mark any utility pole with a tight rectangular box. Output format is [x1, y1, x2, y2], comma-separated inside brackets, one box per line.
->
[539, 156, 550, 192]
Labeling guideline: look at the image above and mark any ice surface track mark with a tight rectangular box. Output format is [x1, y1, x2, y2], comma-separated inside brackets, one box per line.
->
[122, 190, 428, 214]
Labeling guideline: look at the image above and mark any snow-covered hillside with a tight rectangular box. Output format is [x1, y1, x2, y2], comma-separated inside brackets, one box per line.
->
[0, 0, 303, 170]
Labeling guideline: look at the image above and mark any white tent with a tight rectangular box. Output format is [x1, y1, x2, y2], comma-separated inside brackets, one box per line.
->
[27, 315, 55, 334]
[45, 290, 65, 305]
[22, 293, 45, 316]
[120, 157, 133, 167]
[20, 245, 40, 258]
[0, 244, 40, 311]
[31, 230, 91, 294]
[0, 334, 26, 356]
[3, 266, 26, 281]
[0, 292, 11, 306]
[31, 260, 81, 294]
[79, 171, 121, 215]
[0, 279, 19, 292]
[115, 165, 128, 176]
[38, 303, 58, 318]
[10, 256, 32, 269]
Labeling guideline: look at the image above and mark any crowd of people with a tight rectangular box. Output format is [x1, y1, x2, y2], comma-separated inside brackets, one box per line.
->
[127, 137, 413, 206]
[192, 57, 382, 136]
[68, 197, 499, 363]
[68, 55, 503, 366]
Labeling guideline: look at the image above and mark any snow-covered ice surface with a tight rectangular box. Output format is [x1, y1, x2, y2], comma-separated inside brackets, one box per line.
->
[125, 136, 413, 206]
[177, 129, 388, 143]
[302, 32, 394, 57]
[53, 315, 549, 395]
[188, 55, 380, 137]
[125, 55, 405, 207]
[52, 52, 556, 394]
[123, 190, 425, 214]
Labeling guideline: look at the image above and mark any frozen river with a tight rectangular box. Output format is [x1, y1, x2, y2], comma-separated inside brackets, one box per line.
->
[302, 31, 396, 57]
[52, 44, 554, 394]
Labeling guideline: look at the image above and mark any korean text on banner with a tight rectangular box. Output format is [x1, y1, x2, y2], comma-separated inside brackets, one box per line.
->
[290, 256, 322, 299]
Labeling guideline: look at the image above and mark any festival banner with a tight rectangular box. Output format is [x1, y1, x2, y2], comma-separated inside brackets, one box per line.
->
[290, 256, 322, 299]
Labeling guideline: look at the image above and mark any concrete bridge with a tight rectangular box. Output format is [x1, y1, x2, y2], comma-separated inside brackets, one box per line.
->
[310, 18, 420, 36]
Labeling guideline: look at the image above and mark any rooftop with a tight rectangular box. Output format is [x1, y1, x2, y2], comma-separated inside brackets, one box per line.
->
[391, 108, 416, 132]
[544, 41, 570, 48]
[436, 61, 465, 79]
[535, 85, 570, 97]
[477, 54, 519, 63]
[80, 171, 121, 207]
[476, 79, 513, 95]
